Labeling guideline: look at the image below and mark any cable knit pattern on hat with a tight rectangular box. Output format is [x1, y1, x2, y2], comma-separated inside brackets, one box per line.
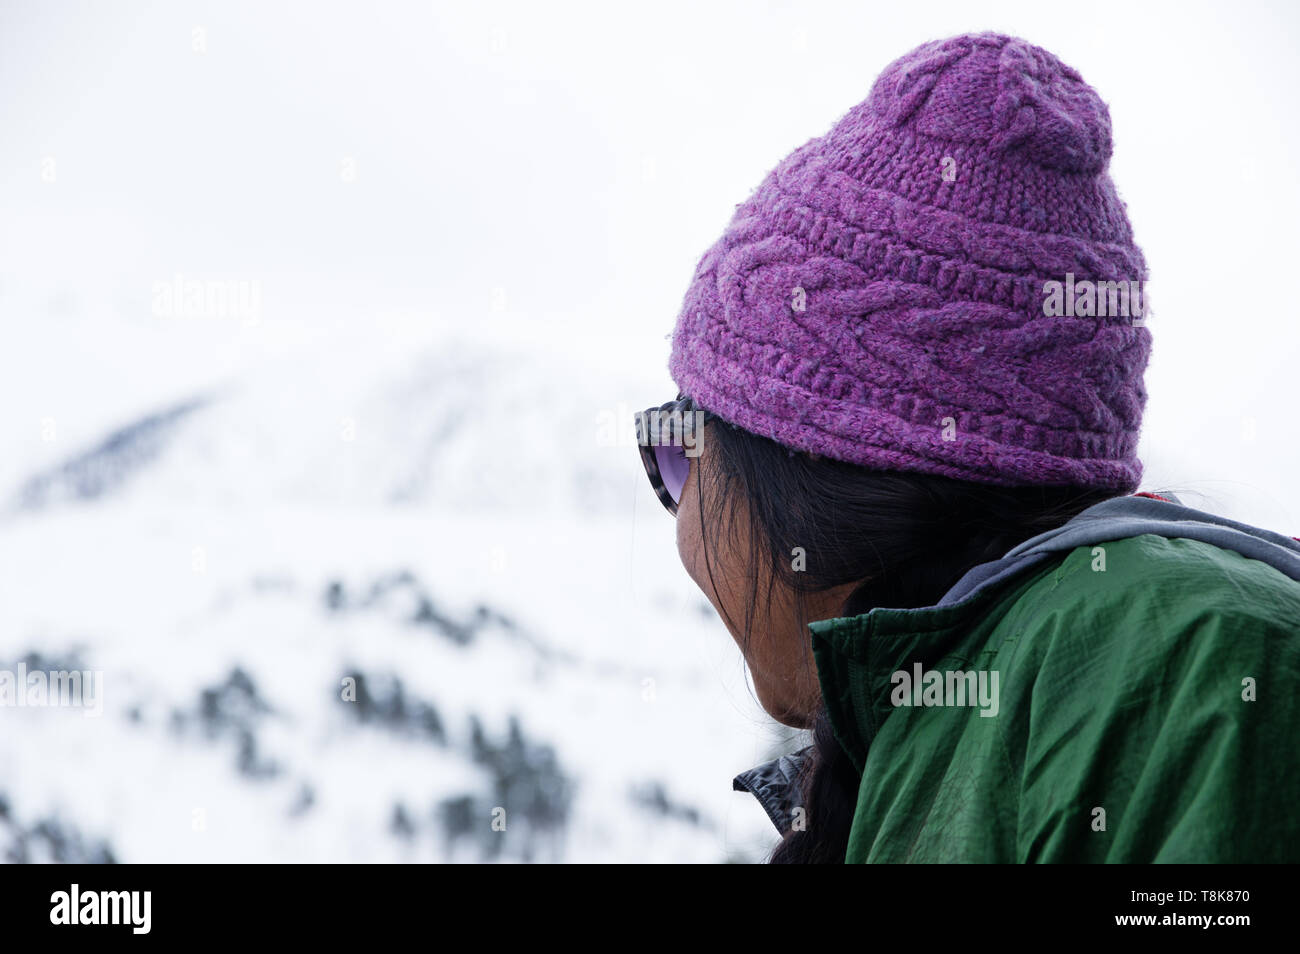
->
[668, 32, 1151, 489]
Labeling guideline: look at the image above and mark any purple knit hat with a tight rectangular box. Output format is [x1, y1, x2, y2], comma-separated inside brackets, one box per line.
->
[669, 32, 1150, 490]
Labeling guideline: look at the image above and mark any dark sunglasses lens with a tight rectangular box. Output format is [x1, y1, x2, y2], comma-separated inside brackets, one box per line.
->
[653, 442, 690, 505]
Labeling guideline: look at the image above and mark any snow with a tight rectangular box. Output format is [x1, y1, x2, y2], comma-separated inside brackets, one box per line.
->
[0, 315, 792, 863]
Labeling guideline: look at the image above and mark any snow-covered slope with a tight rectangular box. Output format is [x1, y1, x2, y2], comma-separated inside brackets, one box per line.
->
[0, 325, 795, 863]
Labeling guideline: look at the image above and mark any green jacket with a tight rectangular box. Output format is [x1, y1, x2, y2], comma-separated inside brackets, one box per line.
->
[734, 492, 1300, 862]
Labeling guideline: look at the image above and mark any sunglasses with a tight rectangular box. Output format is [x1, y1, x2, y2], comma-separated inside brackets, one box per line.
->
[635, 393, 708, 516]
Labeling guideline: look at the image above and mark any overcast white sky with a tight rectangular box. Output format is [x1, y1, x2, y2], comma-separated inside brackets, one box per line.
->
[1, 0, 1298, 527]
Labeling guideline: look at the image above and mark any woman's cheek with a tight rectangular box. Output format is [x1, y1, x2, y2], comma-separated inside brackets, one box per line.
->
[675, 462, 705, 590]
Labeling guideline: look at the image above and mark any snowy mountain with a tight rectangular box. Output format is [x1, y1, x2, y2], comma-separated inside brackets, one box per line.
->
[0, 327, 794, 863]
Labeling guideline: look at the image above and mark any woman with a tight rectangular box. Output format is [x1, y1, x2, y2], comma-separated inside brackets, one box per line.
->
[636, 33, 1300, 863]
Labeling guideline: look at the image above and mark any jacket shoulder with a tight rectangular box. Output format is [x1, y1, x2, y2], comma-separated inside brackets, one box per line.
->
[1006, 531, 1300, 640]
[996, 532, 1300, 861]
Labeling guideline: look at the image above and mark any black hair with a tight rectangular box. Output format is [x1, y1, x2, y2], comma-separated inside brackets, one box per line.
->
[687, 400, 1121, 864]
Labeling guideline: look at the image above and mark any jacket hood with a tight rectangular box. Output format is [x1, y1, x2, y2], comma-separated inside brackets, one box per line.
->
[732, 491, 1300, 838]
